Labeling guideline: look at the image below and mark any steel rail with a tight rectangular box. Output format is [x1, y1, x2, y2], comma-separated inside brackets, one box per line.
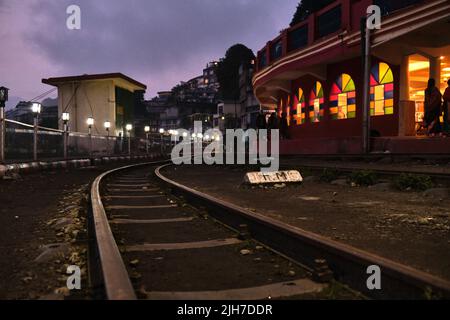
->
[155, 163, 450, 300]
[90, 159, 170, 300]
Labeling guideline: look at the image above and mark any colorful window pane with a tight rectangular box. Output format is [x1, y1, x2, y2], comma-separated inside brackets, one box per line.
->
[330, 73, 356, 120]
[309, 81, 324, 123]
[295, 88, 306, 125]
[370, 62, 394, 116]
[286, 95, 291, 126]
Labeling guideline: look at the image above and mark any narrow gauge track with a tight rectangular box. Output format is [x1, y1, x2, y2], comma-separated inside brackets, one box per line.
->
[89, 161, 329, 300]
[90, 161, 450, 300]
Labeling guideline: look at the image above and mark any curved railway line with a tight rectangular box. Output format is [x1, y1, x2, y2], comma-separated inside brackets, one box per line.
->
[88, 160, 450, 300]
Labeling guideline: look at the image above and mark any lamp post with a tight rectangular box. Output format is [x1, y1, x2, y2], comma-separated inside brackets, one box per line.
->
[0, 86, 9, 164]
[104, 121, 111, 156]
[62, 112, 70, 160]
[361, 16, 372, 154]
[87, 117, 94, 158]
[173, 130, 179, 147]
[31, 102, 41, 161]
[126, 124, 132, 156]
[159, 128, 165, 154]
[144, 126, 150, 155]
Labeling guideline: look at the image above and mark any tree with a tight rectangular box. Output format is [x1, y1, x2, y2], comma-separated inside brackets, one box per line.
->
[216, 44, 255, 101]
[290, 0, 336, 26]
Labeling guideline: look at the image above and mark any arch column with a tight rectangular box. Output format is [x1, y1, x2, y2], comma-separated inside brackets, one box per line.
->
[430, 56, 441, 84]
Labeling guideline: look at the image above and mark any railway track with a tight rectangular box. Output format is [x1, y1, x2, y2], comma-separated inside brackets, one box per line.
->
[89, 161, 450, 300]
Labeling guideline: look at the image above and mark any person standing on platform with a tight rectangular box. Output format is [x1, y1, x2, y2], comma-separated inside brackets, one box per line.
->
[280, 112, 290, 140]
[443, 79, 450, 135]
[256, 110, 267, 132]
[424, 78, 442, 137]
[267, 111, 279, 141]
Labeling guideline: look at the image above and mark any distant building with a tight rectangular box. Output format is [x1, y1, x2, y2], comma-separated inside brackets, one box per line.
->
[239, 61, 260, 129]
[147, 61, 220, 131]
[6, 101, 34, 124]
[42, 73, 147, 135]
[6, 98, 58, 128]
[203, 61, 220, 91]
[214, 100, 242, 131]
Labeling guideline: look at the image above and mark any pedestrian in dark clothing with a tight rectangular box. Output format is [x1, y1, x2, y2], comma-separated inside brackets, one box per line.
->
[256, 111, 267, 130]
[268, 112, 279, 130]
[424, 78, 442, 136]
[280, 112, 289, 140]
[443, 79, 450, 135]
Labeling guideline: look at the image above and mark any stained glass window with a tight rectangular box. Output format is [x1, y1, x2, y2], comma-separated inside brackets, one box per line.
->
[309, 82, 324, 123]
[330, 73, 356, 120]
[370, 62, 394, 116]
[294, 88, 306, 125]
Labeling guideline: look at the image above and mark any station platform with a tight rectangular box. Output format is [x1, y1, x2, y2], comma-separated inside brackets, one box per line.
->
[161, 164, 450, 282]
[278, 136, 450, 155]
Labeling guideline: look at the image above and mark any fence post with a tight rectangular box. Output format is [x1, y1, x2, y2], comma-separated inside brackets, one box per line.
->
[88, 127, 93, 158]
[63, 123, 68, 160]
[128, 135, 131, 157]
[0, 106, 5, 163]
[33, 115, 38, 161]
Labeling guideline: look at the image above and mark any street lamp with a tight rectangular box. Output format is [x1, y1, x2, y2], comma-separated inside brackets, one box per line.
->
[31, 102, 41, 161]
[62, 112, 70, 122]
[145, 126, 150, 154]
[87, 117, 94, 158]
[104, 121, 111, 155]
[0, 86, 9, 163]
[62, 112, 70, 159]
[104, 121, 111, 132]
[126, 124, 132, 156]
[87, 117, 94, 130]
[0, 87, 9, 105]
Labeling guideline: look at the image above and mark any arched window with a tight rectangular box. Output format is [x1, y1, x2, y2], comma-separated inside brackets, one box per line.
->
[286, 95, 291, 126]
[278, 98, 283, 118]
[295, 88, 306, 125]
[309, 81, 324, 123]
[330, 74, 356, 119]
[370, 62, 394, 116]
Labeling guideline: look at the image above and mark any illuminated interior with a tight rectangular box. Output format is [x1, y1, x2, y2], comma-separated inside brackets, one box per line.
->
[408, 54, 430, 123]
[309, 81, 324, 123]
[370, 62, 394, 116]
[441, 55, 450, 93]
[330, 73, 356, 120]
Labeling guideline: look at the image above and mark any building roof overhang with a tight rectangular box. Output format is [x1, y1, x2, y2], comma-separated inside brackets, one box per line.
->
[252, 0, 450, 108]
[42, 73, 147, 91]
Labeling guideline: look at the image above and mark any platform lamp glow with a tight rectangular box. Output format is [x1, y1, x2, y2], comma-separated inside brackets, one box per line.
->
[0, 86, 9, 164]
[104, 121, 111, 155]
[62, 112, 70, 160]
[126, 124, 133, 156]
[31, 102, 42, 161]
[87, 117, 94, 158]
[145, 126, 150, 154]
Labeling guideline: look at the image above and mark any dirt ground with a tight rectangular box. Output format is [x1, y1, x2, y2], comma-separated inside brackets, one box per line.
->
[162, 164, 450, 281]
[0, 165, 120, 300]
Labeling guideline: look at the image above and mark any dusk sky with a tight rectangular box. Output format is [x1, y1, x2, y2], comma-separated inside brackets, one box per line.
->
[1, 0, 299, 109]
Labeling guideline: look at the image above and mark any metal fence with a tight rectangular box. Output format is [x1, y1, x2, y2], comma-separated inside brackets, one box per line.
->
[2, 119, 167, 164]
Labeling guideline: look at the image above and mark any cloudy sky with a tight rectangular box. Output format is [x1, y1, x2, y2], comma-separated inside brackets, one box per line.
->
[0, 0, 298, 108]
